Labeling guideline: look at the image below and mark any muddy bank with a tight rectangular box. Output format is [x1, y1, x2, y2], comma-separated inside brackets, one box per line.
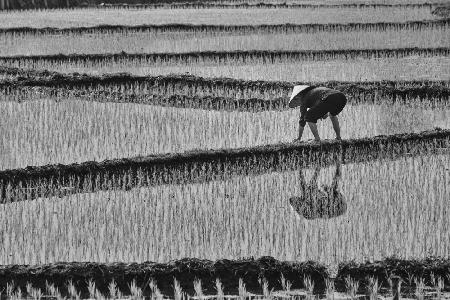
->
[95, 2, 440, 9]
[335, 257, 450, 293]
[0, 257, 328, 298]
[0, 19, 448, 35]
[2, 68, 449, 103]
[0, 129, 449, 203]
[0, 257, 448, 298]
[2, 47, 448, 65]
[2, 1, 442, 10]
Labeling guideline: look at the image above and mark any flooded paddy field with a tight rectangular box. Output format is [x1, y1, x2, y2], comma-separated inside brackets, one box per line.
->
[2, 55, 449, 82]
[0, 7, 438, 28]
[0, 98, 448, 169]
[0, 1, 449, 299]
[1, 152, 449, 265]
[2, 26, 449, 56]
[0, 150, 449, 298]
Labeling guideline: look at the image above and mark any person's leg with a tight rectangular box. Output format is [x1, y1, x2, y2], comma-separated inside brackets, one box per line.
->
[330, 115, 341, 140]
[308, 122, 321, 141]
[328, 93, 347, 140]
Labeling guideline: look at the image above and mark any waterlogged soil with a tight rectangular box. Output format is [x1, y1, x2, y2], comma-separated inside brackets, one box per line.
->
[1, 151, 449, 267]
[0, 97, 449, 170]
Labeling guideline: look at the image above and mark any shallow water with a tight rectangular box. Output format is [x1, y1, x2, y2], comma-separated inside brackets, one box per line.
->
[1, 151, 448, 266]
[0, 99, 448, 170]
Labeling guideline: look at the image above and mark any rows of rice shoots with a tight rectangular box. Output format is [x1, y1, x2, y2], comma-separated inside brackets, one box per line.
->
[0, 153, 448, 266]
[2, 23, 449, 56]
[0, 7, 439, 28]
[1, 95, 448, 170]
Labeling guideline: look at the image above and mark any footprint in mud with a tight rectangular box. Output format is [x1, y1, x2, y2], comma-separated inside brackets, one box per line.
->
[289, 163, 346, 220]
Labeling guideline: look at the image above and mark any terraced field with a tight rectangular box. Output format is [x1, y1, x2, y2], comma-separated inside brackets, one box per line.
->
[0, 1, 449, 299]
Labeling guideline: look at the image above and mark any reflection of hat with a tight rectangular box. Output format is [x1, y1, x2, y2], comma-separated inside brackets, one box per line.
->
[289, 85, 310, 108]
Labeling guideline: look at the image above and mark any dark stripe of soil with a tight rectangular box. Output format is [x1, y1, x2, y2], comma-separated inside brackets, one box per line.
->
[335, 257, 450, 294]
[1, 67, 449, 102]
[0, 257, 328, 298]
[1, 47, 448, 63]
[0, 19, 448, 35]
[93, 2, 441, 9]
[0, 257, 449, 298]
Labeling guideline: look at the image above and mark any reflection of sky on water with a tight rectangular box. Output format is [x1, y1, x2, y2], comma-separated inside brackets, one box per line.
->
[0, 153, 449, 267]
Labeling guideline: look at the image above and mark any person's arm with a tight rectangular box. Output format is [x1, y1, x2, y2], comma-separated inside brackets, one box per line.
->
[330, 115, 341, 140]
[297, 105, 307, 140]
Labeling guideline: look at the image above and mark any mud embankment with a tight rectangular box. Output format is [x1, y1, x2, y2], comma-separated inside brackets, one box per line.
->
[0, 129, 449, 203]
[0, 19, 448, 35]
[1, 67, 449, 108]
[2, 47, 448, 64]
[0, 257, 448, 299]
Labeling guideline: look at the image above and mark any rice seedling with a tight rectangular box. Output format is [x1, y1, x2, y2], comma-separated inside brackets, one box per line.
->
[6, 281, 15, 298]
[194, 278, 205, 299]
[87, 279, 97, 299]
[149, 279, 164, 300]
[325, 278, 335, 300]
[367, 277, 379, 300]
[259, 278, 273, 300]
[430, 273, 444, 300]
[173, 278, 184, 300]
[0, 7, 436, 29]
[304, 275, 315, 298]
[67, 280, 81, 299]
[214, 278, 224, 300]
[344, 276, 359, 299]
[280, 273, 292, 292]
[238, 278, 248, 300]
[11, 287, 23, 300]
[414, 277, 425, 300]
[46, 281, 63, 299]
[108, 279, 119, 299]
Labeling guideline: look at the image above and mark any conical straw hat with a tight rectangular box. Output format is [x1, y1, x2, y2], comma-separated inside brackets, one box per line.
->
[288, 85, 310, 108]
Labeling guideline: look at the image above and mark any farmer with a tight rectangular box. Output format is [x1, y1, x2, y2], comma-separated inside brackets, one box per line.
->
[289, 85, 347, 142]
[289, 162, 346, 220]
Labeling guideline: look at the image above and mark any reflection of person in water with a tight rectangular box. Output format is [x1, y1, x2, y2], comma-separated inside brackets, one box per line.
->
[289, 163, 346, 220]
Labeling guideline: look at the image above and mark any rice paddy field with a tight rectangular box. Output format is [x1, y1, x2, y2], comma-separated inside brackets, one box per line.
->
[0, 1, 450, 299]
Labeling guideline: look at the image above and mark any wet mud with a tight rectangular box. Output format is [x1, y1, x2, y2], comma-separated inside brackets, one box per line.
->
[0, 257, 448, 298]
[0, 19, 448, 35]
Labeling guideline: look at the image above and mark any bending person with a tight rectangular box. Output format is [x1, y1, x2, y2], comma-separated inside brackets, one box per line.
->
[289, 85, 347, 142]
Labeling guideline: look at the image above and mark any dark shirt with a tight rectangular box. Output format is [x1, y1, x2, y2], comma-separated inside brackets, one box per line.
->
[299, 87, 341, 127]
